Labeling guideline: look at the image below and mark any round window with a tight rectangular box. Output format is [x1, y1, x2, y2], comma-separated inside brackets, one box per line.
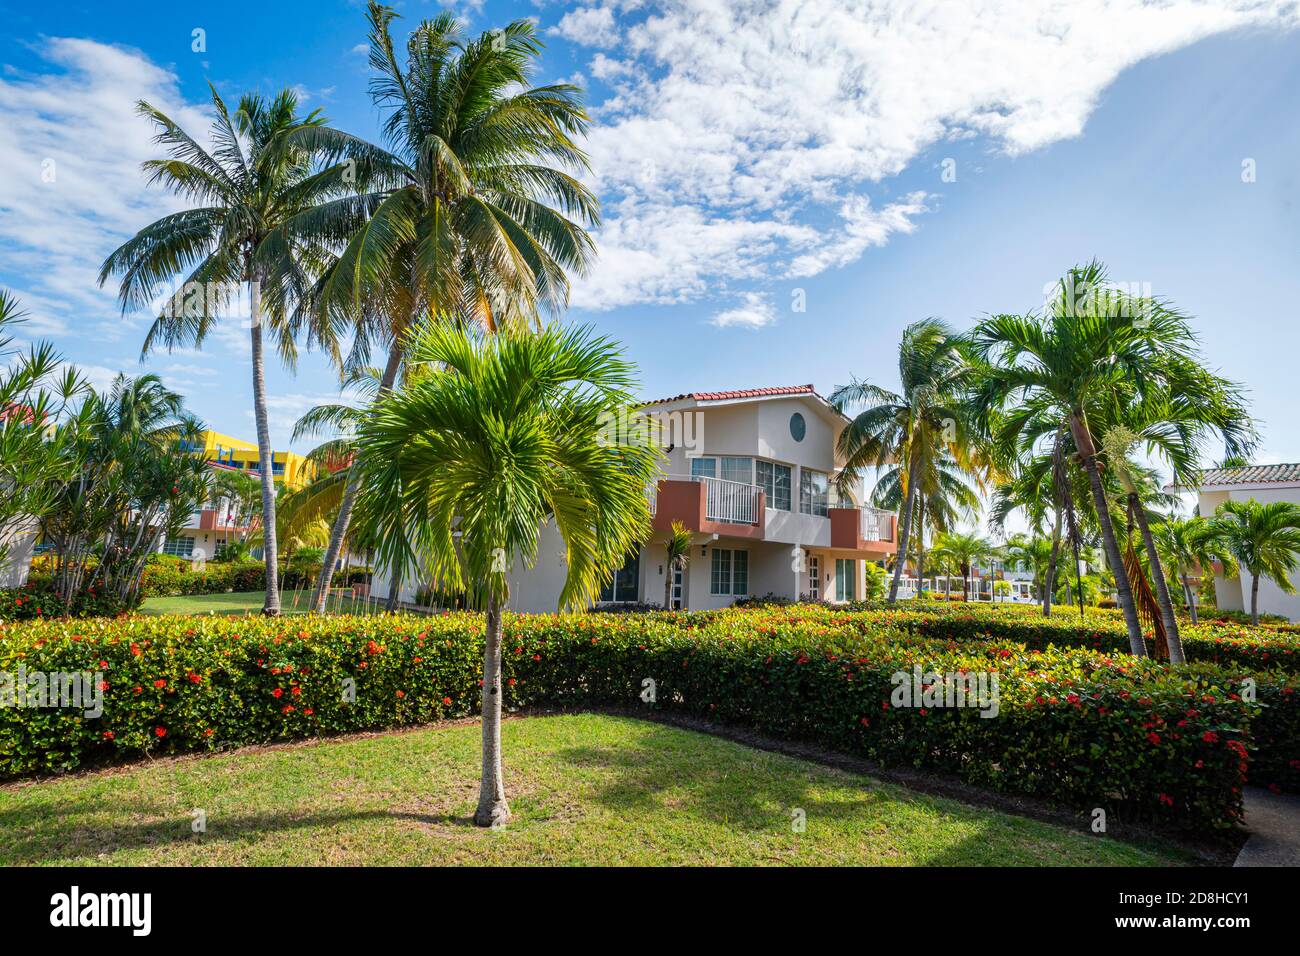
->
[789, 412, 806, 442]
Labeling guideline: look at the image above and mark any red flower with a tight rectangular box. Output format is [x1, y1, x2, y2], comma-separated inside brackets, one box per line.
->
[1146, 732, 1162, 745]
[507, 678, 517, 686]
[153, 679, 167, 688]
[1202, 730, 1220, 744]
[396, 690, 406, 698]
[99, 680, 109, 691]
[272, 687, 284, 698]
[203, 729, 215, 737]
[102, 730, 115, 740]
[442, 697, 452, 706]
[155, 726, 167, 738]
[282, 704, 295, 713]
[303, 708, 313, 716]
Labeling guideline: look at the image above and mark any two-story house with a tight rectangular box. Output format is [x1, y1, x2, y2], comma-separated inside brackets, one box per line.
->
[374, 385, 898, 612]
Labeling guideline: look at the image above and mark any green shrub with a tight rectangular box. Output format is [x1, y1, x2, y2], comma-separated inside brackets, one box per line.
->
[0, 608, 1259, 828]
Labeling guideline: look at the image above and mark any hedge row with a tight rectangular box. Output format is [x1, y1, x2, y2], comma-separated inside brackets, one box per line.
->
[763, 603, 1299, 792]
[0, 609, 1260, 829]
[836, 601, 1300, 676]
[4, 564, 375, 621]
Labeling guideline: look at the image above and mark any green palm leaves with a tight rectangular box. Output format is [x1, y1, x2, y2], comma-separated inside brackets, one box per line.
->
[1213, 499, 1300, 624]
[353, 322, 658, 612]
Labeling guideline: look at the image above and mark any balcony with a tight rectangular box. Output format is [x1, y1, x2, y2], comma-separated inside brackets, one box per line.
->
[829, 505, 896, 554]
[649, 475, 765, 539]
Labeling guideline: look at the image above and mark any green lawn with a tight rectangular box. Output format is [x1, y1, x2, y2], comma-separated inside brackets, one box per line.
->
[0, 714, 1189, 866]
[138, 590, 402, 617]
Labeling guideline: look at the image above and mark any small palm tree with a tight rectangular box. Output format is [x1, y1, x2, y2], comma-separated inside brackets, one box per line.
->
[353, 321, 658, 826]
[1151, 515, 1237, 625]
[662, 520, 691, 610]
[99, 87, 341, 615]
[1212, 499, 1300, 625]
[832, 319, 987, 604]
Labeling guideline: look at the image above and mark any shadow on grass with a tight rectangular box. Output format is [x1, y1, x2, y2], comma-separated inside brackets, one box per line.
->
[0, 806, 475, 865]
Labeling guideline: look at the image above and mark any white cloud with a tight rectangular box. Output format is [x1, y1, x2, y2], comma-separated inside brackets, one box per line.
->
[711, 291, 775, 329]
[0, 38, 214, 346]
[569, 0, 1300, 313]
[550, 6, 621, 47]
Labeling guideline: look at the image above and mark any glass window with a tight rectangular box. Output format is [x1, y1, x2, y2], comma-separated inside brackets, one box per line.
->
[835, 559, 854, 601]
[789, 412, 806, 442]
[756, 460, 791, 511]
[599, 551, 641, 603]
[162, 536, 195, 557]
[690, 457, 716, 479]
[719, 456, 753, 485]
[800, 469, 829, 516]
[732, 550, 748, 596]
[710, 548, 748, 595]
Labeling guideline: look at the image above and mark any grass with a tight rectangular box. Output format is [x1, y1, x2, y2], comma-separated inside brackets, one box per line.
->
[0, 714, 1190, 866]
[138, 590, 402, 617]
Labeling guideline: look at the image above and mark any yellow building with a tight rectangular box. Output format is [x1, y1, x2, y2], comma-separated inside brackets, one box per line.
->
[181, 430, 318, 490]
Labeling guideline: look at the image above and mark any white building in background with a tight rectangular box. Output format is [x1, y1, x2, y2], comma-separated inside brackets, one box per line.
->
[0, 517, 37, 588]
[372, 385, 898, 612]
[1183, 463, 1300, 622]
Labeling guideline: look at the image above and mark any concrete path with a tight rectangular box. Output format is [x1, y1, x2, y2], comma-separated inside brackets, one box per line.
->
[1234, 787, 1300, 866]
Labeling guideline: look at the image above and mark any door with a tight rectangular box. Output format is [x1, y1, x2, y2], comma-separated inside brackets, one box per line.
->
[835, 559, 853, 602]
[671, 565, 684, 610]
[807, 555, 820, 601]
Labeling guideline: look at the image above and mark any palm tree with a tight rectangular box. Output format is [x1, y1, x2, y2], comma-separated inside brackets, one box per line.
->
[352, 321, 658, 827]
[1212, 499, 1300, 625]
[971, 260, 1255, 655]
[1151, 515, 1237, 625]
[278, 4, 600, 612]
[99, 87, 341, 615]
[662, 520, 691, 610]
[1003, 533, 1053, 604]
[832, 319, 985, 604]
[932, 531, 995, 601]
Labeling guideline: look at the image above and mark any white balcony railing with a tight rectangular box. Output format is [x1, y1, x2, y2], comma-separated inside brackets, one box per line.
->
[648, 482, 657, 517]
[861, 507, 894, 542]
[669, 474, 761, 524]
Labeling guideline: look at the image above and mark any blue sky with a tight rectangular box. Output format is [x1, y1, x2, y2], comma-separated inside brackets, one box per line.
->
[2, 0, 1298, 487]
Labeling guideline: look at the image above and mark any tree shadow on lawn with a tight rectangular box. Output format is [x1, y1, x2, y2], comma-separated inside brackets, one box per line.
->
[0, 803, 472, 866]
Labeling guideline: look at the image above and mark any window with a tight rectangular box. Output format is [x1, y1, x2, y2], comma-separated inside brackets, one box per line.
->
[789, 412, 806, 442]
[598, 551, 640, 603]
[835, 559, 854, 601]
[710, 547, 749, 595]
[271, 462, 285, 476]
[807, 555, 820, 601]
[162, 536, 195, 558]
[214, 539, 229, 558]
[756, 460, 791, 511]
[691, 457, 754, 484]
[800, 468, 829, 516]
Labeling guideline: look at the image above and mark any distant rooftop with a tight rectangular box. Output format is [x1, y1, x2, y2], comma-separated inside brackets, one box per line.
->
[1195, 463, 1300, 488]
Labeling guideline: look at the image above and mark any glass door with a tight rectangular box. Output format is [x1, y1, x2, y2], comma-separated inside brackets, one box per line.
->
[835, 559, 853, 602]
[807, 555, 820, 601]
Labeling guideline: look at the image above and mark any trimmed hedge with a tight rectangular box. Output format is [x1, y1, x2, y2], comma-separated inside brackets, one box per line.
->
[0, 608, 1261, 829]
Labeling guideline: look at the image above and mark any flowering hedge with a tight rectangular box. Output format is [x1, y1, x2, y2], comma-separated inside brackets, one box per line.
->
[0, 608, 1266, 829]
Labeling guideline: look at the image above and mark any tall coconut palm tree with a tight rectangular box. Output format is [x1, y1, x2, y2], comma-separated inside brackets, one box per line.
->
[869, 450, 978, 596]
[832, 318, 986, 604]
[1003, 533, 1053, 604]
[98, 87, 343, 615]
[277, 4, 600, 612]
[1212, 499, 1300, 625]
[352, 320, 658, 827]
[1151, 515, 1237, 625]
[971, 260, 1255, 655]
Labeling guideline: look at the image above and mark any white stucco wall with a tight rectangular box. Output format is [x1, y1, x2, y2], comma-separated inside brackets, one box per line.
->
[1199, 485, 1300, 620]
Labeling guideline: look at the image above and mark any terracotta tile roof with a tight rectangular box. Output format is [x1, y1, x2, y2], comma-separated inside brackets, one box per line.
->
[1196, 463, 1300, 487]
[642, 384, 822, 406]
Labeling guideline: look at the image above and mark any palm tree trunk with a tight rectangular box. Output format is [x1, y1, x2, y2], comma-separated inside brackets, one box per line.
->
[664, 558, 673, 610]
[915, 498, 926, 599]
[1251, 571, 1260, 626]
[310, 343, 405, 612]
[1073, 414, 1145, 655]
[1183, 576, 1199, 625]
[1131, 494, 1184, 663]
[475, 591, 510, 827]
[385, 565, 402, 612]
[887, 451, 919, 604]
[1044, 511, 1061, 617]
[249, 275, 280, 616]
